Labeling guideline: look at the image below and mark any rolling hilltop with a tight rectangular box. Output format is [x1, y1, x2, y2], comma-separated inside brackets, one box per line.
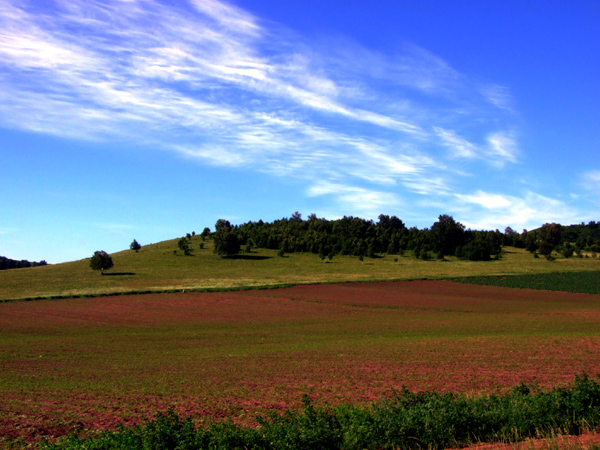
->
[1, 232, 599, 302]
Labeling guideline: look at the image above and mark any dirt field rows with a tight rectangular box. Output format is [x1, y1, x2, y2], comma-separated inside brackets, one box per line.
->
[2, 280, 600, 445]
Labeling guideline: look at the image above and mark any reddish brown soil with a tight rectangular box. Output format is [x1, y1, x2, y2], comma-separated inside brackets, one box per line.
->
[1, 280, 600, 446]
[456, 431, 600, 450]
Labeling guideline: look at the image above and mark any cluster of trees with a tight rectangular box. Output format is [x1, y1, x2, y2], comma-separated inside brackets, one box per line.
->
[212, 213, 503, 261]
[518, 221, 600, 259]
[86, 217, 600, 275]
[173, 230, 210, 256]
[0, 256, 47, 271]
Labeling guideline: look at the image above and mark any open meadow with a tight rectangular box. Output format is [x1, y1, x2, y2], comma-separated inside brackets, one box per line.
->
[1, 237, 599, 301]
[2, 273, 600, 447]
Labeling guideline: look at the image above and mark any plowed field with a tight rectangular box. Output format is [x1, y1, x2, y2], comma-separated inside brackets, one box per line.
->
[2, 280, 600, 445]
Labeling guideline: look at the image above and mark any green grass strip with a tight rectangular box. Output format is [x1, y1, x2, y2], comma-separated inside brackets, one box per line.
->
[453, 271, 600, 294]
[5, 270, 600, 304]
[42, 373, 600, 450]
[0, 278, 439, 303]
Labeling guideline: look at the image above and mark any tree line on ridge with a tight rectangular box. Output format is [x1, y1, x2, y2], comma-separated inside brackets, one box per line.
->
[211, 213, 600, 261]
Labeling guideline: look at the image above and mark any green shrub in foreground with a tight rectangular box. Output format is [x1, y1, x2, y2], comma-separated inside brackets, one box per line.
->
[42, 373, 600, 450]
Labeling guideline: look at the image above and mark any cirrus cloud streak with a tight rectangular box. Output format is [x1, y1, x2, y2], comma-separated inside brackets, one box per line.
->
[0, 0, 580, 230]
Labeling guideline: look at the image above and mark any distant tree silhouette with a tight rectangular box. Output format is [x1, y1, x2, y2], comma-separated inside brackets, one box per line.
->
[0, 256, 47, 270]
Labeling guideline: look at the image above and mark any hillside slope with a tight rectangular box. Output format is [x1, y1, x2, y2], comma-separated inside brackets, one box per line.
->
[1, 234, 599, 301]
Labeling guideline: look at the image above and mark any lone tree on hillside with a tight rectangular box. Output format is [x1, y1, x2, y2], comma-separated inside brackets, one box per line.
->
[90, 250, 113, 275]
[213, 219, 240, 257]
[130, 239, 142, 252]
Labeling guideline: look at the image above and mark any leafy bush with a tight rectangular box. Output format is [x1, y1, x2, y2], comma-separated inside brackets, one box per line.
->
[42, 374, 600, 450]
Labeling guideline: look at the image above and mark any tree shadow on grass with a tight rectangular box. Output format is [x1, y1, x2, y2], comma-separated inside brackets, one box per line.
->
[227, 255, 272, 261]
[103, 272, 136, 276]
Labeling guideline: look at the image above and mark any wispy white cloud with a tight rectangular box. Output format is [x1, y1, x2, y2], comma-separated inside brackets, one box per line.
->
[0, 0, 534, 225]
[455, 190, 581, 231]
[433, 127, 518, 167]
[455, 191, 513, 209]
[307, 181, 401, 217]
[434, 127, 477, 158]
[95, 223, 136, 233]
[582, 170, 600, 189]
[486, 131, 518, 166]
[480, 84, 514, 111]
[0, 227, 18, 235]
[188, 0, 260, 36]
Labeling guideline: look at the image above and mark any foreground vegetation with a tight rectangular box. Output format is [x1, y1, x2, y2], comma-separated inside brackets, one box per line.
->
[3, 278, 600, 448]
[41, 374, 600, 450]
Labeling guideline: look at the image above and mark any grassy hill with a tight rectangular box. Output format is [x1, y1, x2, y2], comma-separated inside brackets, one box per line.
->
[2, 235, 599, 301]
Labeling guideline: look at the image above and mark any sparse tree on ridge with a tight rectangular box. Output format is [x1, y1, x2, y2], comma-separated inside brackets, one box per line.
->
[178, 238, 193, 256]
[130, 239, 142, 252]
[90, 250, 113, 275]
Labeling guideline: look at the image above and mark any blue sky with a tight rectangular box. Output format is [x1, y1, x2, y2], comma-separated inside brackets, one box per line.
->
[1, 0, 599, 263]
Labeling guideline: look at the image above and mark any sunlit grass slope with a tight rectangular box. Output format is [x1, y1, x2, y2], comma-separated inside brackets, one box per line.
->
[1, 235, 599, 301]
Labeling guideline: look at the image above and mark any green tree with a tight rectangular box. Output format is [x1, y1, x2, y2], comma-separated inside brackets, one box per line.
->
[213, 219, 240, 257]
[538, 240, 554, 256]
[525, 232, 538, 253]
[90, 250, 113, 275]
[431, 214, 465, 256]
[562, 243, 574, 258]
[539, 223, 562, 247]
[367, 241, 376, 258]
[130, 239, 142, 252]
[538, 223, 562, 255]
